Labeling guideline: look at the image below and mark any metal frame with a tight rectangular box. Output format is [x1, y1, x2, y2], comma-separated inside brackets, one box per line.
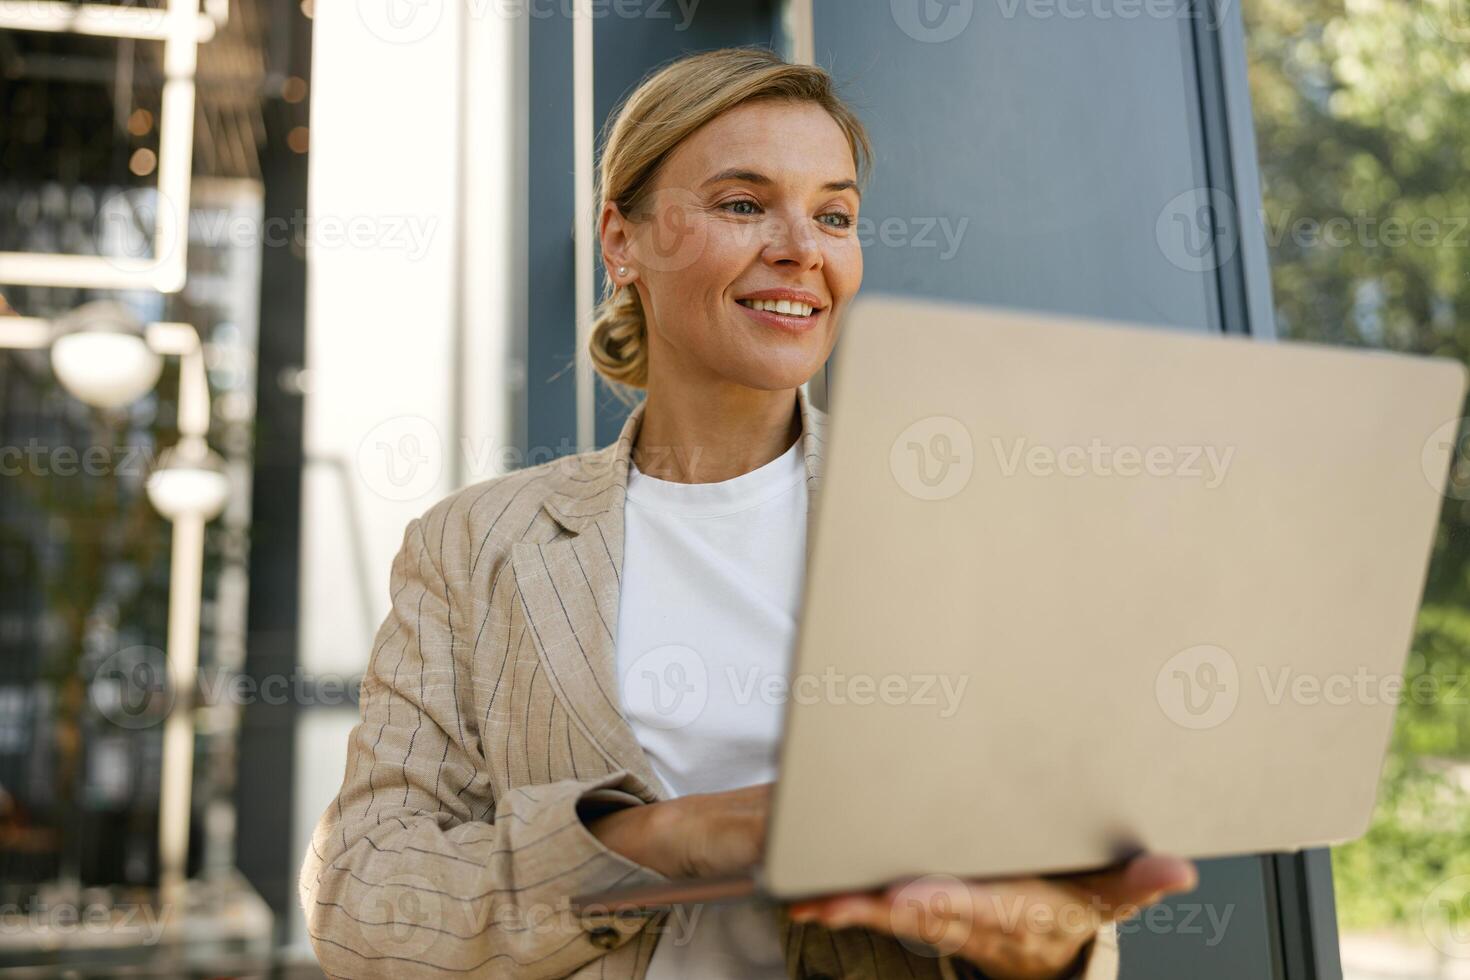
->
[1185, 0, 1277, 341]
[1188, 0, 1343, 974]
[525, 7, 578, 459]
[0, 0, 221, 293]
[236, 2, 312, 932]
[0, 1, 221, 41]
[1205, 0, 1278, 343]
[573, 0, 596, 451]
[1271, 850, 1344, 978]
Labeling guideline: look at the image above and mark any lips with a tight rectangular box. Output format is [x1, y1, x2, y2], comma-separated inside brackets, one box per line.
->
[735, 286, 826, 312]
[737, 297, 817, 318]
[734, 297, 824, 333]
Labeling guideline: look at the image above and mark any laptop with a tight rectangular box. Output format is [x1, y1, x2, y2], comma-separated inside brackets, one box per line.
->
[573, 293, 1467, 914]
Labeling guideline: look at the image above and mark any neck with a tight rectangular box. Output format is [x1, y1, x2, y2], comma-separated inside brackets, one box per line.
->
[632, 378, 802, 484]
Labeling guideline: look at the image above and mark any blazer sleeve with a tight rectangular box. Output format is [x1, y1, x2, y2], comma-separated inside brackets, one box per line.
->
[937, 923, 1119, 980]
[299, 517, 669, 978]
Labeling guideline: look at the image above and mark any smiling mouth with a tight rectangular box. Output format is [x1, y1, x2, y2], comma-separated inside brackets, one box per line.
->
[737, 298, 819, 318]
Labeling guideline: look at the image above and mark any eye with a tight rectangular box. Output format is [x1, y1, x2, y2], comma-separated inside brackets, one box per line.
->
[720, 198, 761, 216]
[819, 210, 854, 229]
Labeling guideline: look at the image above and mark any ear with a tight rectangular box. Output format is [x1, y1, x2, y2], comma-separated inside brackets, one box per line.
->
[599, 201, 635, 284]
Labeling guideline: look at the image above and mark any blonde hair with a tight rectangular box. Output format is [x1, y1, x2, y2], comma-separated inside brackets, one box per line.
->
[588, 47, 872, 405]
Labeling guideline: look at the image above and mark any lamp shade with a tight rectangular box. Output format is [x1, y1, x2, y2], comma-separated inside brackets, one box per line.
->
[51, 332, 164, 409]
[146, 439, 230, 522]
[49, 301, 163, 409]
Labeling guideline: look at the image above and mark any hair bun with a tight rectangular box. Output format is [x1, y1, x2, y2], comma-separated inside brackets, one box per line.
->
[588, 285, 648, 392]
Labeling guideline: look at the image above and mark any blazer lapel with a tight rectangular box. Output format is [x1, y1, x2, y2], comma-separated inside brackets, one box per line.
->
[510, 403, 662, 799]
[796, 384, 826, 562]
[511, 386, 828, 804]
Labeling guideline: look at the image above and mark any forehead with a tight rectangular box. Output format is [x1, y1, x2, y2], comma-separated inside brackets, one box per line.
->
[660, 99, 857, 188]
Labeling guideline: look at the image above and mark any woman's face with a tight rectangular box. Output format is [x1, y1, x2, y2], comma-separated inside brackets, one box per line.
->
[602, 99, 864, 393]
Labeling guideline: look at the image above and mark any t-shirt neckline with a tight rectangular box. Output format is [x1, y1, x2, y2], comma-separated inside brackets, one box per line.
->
[626, 436, 806, 518]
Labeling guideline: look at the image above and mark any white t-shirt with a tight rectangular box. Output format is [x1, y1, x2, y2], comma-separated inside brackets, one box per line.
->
[615, 434, 808, 980]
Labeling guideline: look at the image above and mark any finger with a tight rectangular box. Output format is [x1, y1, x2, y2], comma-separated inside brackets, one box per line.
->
[812, 887, 979, 959]
[1065, 854, 1198, 913]
[787, 900, 822, 920]
[880, 877, 1099, 963]
[789, 891, 847, 917]
[793, 893, 890, 930]
[787, 887, 882, 921]
[895, 876, 1106, 935]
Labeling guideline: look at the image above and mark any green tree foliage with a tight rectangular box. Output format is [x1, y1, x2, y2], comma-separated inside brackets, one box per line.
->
[1242, 0, 1470, 933]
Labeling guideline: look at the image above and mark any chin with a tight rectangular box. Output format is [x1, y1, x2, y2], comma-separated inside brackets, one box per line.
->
[723, 361, 825, 393]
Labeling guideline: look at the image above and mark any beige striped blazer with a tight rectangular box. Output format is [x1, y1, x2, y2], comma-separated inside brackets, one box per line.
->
[301, 384, 1119, 979]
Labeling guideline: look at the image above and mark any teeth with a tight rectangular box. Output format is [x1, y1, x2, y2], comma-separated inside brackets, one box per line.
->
[739, 298, 815, 317]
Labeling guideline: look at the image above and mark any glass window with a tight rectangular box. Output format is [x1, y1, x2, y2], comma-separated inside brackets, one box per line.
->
[1242, 0, 1470, 974]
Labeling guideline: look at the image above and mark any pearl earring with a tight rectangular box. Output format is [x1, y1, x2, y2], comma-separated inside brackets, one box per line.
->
[617, 266, 627, 277]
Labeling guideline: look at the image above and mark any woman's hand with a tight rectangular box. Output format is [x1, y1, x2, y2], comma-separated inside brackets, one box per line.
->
[583, 783, 771, 879]
[786, 854, 1198, 980]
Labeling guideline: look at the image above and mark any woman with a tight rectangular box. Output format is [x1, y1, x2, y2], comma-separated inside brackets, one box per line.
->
[301, 47, 1196, 979]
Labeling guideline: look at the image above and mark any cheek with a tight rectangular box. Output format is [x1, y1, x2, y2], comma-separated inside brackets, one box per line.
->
[827, 239, 863, 300]
[695, 220, 763, 285]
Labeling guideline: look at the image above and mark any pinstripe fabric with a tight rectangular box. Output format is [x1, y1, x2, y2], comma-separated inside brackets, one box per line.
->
[301, 386, 1118, 980]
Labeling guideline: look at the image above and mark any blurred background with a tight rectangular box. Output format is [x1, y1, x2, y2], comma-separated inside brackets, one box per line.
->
[0, 0, 1466, 977]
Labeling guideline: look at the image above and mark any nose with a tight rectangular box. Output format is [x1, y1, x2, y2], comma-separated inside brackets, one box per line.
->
[761, 212, 823, 270]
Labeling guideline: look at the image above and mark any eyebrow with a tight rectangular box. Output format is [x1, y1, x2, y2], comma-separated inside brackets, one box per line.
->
[701, 167, 861, 198]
